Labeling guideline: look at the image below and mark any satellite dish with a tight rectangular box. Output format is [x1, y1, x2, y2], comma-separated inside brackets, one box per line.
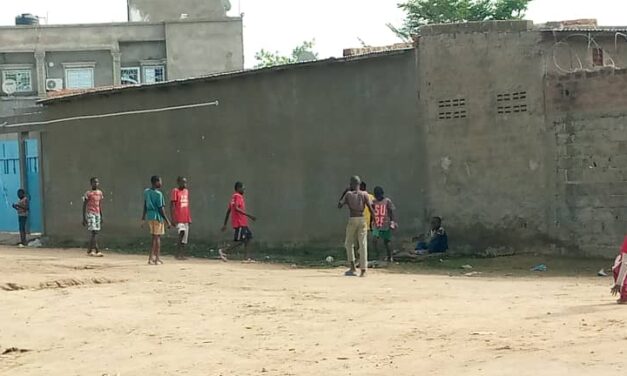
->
[2, 79, 17, 95]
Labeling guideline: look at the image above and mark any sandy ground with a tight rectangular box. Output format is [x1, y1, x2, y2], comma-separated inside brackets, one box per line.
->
[0, 246, 626, 375]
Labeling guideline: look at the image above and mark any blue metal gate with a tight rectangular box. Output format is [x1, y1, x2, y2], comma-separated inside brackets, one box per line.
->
[0, 141, 20, 231]
[0, 139, 42, 233]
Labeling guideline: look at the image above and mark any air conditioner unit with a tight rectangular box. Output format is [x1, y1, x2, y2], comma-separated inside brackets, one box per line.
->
[45, 78, 63, 91]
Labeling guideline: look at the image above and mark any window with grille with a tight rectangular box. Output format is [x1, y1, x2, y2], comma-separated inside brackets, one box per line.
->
[65, 67, 94, 89]
[121, 67, 141, 85]
[2, 70, 33, 93]
[143, 66, 165, 84]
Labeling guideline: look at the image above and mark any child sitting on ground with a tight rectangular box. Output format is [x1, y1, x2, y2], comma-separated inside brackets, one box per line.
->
[414, 216, 448, 255]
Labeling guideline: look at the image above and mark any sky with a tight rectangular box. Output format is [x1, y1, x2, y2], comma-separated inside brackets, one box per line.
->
[1, 0, 626, 67]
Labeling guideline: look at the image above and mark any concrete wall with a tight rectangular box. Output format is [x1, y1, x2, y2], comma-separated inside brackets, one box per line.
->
[417, 21, 557, 251]
[165, 20, 244, 78]
[128, 0, 228, 21]
[46, 50, 113, 88]
[547, 69, 627, 256]
[120, 42, 167, 66]
[40, 51, 425, 248]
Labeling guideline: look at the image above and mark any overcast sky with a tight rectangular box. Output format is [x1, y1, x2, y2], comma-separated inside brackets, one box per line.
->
[1, 0, 626, 67]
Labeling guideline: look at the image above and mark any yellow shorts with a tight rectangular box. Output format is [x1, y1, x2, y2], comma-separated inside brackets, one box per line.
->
[148, 220, 165, 236]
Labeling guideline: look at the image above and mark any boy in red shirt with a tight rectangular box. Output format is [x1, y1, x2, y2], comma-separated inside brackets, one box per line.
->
[170, 176, 191, 260]
[82, 177, 104, 257]
[220, 181, 256, 262]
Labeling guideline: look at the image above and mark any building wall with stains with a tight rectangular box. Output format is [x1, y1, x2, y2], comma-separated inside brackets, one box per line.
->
[416, 21, 557, 252]
[39, 51, 425, 249]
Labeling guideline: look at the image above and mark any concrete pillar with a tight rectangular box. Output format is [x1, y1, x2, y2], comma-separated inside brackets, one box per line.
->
[34, 51, 46, 97]
[112, 51, 122, 86]
[17, 131, 28, 192]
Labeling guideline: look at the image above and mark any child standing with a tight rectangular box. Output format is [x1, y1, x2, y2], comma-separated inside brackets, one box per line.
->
[372, 186, 397, 262]
[12, 189, 29, 247]
[338, 176, 375, 277]
[142, 176, 172, 265]
[611, 236, 627, 304]
[83, 177, 104, 257]
[220, 181, 256, 262]
[170, 176, 191, 260]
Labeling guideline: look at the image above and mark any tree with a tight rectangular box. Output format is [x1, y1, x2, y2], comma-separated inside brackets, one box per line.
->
[254, 40, 319, 68]
[391, 0, 532, 39]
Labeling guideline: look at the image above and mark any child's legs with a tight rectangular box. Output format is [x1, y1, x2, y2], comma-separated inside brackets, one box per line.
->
[155, 235, 162, 258]
[18, 216, 27, 244]
[356, 220, 368, 271]
[384, 238, 392, 259]
[344, 220, 358, 265]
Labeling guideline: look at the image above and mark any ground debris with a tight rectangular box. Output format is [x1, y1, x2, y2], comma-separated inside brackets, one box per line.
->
[1, 277, 124, 292]
[2, 347, 30, 355]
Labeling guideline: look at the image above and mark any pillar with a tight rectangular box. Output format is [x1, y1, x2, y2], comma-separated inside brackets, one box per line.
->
[112, 51, 122, 86]
[34, 51, 46, 97]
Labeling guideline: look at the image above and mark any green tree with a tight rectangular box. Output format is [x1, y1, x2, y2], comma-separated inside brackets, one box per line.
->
[254, 40, 319, 68]
[391, 0, 532, 39]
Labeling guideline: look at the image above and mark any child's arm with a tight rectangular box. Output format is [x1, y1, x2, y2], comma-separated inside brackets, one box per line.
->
[82, 199, 88, 226]
[100, 199, 103, 223]
[170, 200, 176, 224]
[221, 208, 231, 231]
[233, 206, 256, 221]
[365, 198, 376, 226]
[338, 190, 348, 209]
[158, 206, 172, 228]
[141, 200, 147, 221]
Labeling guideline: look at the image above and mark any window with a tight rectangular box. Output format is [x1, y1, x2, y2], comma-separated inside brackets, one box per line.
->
[496, 91, 528, 115]
[592, 48, 604, 67]
[65, 67, 94, 89]
[2, 70, 32, 93]
[121, 67, 141, 85]
[143, 66, 165, 84]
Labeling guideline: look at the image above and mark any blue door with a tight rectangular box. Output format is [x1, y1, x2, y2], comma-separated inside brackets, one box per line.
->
[0, 141, 20, 231]
[26, 139, 42, 233]
[0, 139, 43, 233]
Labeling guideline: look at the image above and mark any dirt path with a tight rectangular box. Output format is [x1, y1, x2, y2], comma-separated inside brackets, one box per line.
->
[0, 246, 625, 375]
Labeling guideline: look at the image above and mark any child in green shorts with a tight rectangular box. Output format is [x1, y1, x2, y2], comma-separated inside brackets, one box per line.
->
[372, 186, 397, 262]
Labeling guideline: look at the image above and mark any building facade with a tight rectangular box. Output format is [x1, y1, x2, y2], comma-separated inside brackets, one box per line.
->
[4, 20, 627, 257]
[0, 0, 243, 119]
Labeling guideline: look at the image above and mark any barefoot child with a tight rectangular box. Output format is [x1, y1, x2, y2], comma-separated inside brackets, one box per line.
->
[83, 177, 104, 257]
[220, 181, 256, 262]
[338, 176, 375, 277]
[142, 176, 172, 265]
[372, 186, 397, 262]
[170, 176, 191, 260]
[12, 189, 29, 247]
[611, 236, 627, 304]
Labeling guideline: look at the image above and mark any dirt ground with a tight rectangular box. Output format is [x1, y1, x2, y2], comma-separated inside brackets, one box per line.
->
[1, 246, 626, 375]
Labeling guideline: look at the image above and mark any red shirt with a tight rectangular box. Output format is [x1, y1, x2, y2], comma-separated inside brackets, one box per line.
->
[170, 188, 191, 224]
[229, 192, 248, 228]
[83, 190, 103, 214]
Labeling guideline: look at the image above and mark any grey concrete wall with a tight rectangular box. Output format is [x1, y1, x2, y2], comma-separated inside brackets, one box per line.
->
[547, 69, 627, 256]
[165, 20, 244, 78]
[40, 51, 425, 248]
[46, 50, 113, 88]
[0, 23, 165, 52]
[128, 0, 228, 21]
[417, 21, 557, 251]
[120, 42, 167, 66]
